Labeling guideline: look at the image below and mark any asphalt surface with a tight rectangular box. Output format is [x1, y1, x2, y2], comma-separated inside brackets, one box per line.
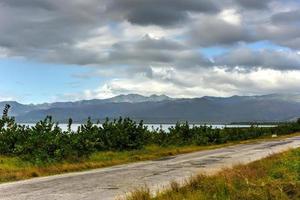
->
[1, 136, 300, 200]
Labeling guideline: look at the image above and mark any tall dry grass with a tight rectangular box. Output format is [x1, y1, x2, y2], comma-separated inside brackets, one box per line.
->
[127, 148, 300, 200]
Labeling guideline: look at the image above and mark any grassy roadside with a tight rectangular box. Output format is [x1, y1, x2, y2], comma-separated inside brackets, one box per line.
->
[1, 132, 300, 184]
[127, 147, 300, 200]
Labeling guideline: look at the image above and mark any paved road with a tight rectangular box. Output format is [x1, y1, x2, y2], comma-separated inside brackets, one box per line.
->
[1, 136, 300, 200]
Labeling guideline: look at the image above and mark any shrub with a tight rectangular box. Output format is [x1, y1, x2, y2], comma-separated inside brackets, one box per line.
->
[1, 104, 300, 164]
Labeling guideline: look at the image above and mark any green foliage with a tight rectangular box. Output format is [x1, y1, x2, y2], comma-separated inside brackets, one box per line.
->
[100, 118, 149, 150]
[1, 104, 300, 165]
[0, 105, 150, 164]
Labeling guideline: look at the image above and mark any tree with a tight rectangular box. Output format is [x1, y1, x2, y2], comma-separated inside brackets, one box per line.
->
[68, 118, 73, 132]
[2, 104, 10, 119]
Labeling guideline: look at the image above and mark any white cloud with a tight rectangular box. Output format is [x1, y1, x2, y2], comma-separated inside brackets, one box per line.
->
[0, 47, 10, 58]
[63, 67, 300, 101]
[218, 9, 241, 25]
[74, 26, 119, 51]
[118, 21, 185, 40]
[0, 95, 14, 101]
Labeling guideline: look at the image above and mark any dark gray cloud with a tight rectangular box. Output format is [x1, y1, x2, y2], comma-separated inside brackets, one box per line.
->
[271, 9, 300, 24]
[103, 36, 212, 68]
[234, 0, 272, 10]
[107, 0, 220, 26]
[252, 8, 300, 49]
[0, 0, 106, 55]
[0, 0, 300, 72]
[0, 0, 219, 63]
[215, 48, 300, 70]
[187, 16, 255, 46]
[42, 46, 103, 66]
[37, 36, 212, 68]
[1, 0, 56, 10]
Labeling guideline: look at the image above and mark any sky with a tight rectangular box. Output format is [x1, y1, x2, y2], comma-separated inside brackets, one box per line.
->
[0, 0, 300, 104]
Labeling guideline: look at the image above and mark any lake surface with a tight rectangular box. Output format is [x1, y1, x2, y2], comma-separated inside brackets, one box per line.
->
[21, 123, 276, 132]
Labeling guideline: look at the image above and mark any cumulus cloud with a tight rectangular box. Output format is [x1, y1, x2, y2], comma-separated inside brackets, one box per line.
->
[214, 48, 300, 70]
[103, 35, 212, 68]
[234, 0, 272, 10]
[0, 47, 10, 58]
[254, 8, 300, 49]
[1, 0, 300, 100]
[271, 9, 300, 24]
[1, 0, 299, 61]
[187, 14, 254, 46]
[65, 67, 300, 100]
[0, 0, 107, 58]
[49, 35, 212, 68]
[106, 0, 220, 26]
[0, 95, 14, 101]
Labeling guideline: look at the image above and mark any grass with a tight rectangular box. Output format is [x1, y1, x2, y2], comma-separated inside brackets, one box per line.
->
[1, 132, 300, 184]
[127, 147, 300, 200]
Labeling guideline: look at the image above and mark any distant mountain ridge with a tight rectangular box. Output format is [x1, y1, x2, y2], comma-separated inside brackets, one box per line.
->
[105, 94, 173, 103]
[1, 93, 300, 123]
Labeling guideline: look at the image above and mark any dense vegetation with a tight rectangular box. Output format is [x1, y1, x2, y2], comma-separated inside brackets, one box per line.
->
[128, 148, 300, 200]
[1, 104, 300, 164]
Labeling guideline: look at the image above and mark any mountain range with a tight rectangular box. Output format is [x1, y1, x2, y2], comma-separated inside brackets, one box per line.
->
[1, 93, 300, 123]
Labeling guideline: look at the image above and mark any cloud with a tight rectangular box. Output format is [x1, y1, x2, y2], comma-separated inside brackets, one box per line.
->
[271, 9, 300, 24]
[214, 48, 300, 70]
[218, 9, 241, 25]
[1, 0, 300, 101]
[0, 0, 107, 57]
[33, 34, 212, 72]
[80, 35, 212, 68]
[65, 67, 300, 100]
[0, 95, 14, 102]
[187, 14, 254, 46]
[0, 90, 15, 101]
[106, 0, 220, 26]
[1, 0, 299, 63]
[255, 8, 300, 49]
[0, 47, 10, 58]
[234, 0, 272, 10]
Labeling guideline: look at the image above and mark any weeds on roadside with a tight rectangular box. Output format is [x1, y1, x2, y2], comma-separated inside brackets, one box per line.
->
[127, 148, 300, 200]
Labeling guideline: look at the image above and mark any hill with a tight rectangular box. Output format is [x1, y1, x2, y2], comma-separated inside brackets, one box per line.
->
[1, 93, 300, 123]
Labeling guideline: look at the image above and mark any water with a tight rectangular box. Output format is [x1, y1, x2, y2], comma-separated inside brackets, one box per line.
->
[21, 123, 276, 132]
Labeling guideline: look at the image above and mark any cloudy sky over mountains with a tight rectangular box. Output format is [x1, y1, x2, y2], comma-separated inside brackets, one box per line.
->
[0, 0, 300, 103]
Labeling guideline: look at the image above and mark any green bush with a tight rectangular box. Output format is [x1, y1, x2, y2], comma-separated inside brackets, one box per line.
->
[0, 105, 150, 163]
[1, 104, 300, 164]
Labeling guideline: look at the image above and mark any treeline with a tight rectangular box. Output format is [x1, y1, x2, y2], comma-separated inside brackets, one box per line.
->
[1, 104, 300, 164]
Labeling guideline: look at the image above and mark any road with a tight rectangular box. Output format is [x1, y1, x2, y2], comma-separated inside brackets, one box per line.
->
[1, 136, 300, 200]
